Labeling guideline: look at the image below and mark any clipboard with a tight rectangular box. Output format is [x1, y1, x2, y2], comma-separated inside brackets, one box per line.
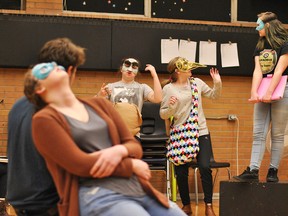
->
[257, 74, 287, 100]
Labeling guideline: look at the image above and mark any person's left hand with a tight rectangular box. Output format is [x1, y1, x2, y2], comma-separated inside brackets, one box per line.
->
[210, 67, 221, 82]
[145, 64, 157, 77]
[262, 94, 272, 103]
[131, 159, 151, 180]
[89, 145, 127, 178]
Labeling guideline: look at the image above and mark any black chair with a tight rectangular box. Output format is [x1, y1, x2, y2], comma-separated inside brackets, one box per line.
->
[0, 156, 8, 199]
[170, 133, 231, 203]
[189, 134, 231, 204]
[140, 102, 170, 197]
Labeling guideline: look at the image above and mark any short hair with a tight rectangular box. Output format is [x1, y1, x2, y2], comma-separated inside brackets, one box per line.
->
[24, 38, 86, 111]
[38, 37, 86, 70]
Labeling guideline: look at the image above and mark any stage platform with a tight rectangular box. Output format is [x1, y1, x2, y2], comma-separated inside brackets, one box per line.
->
[220, 180, 288, 216]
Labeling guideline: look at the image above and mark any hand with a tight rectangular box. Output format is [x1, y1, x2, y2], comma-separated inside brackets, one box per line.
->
[248, 92, 260, 103]
[210, 68, 221, 82]
[97, 83, 111, 97]
[262, 94, 272, 103]
[132, 159, 151, 180]
[145, 64, 157, 77]
[89, 145, 127, 178]
[169, 96, 178, 108]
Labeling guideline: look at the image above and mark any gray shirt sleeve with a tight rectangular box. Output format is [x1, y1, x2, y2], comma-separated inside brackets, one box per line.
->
[160, 78, 222, 136]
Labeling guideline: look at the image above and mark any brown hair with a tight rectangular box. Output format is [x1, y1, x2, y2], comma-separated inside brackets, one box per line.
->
[24, 70, 46, 111]
[38, 37, 86, 70]
[24, 37, 86, 111]
[256, 12, 288, 50]
[161, 56, 181, 87]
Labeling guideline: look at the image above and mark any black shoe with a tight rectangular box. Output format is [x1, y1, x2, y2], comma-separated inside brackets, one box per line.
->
[233, 167, 259, 182]
[266, 168, 279, 183]
[181, 204, 192, 215]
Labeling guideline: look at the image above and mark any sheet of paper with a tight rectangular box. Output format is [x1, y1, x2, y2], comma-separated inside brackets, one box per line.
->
[221, 43, 240, 67]
[161, 39, 179, 64]
[0, 158, 8, 163]
[199, 41, 217, 66]
[179, 39, 197, 62]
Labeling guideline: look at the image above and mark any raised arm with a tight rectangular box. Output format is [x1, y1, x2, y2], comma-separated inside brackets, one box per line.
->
[200, 68, 222, 99]
[145, 64, 162, 103]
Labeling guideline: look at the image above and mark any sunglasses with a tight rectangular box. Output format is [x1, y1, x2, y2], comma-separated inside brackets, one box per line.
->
[123, 60, 139, 69]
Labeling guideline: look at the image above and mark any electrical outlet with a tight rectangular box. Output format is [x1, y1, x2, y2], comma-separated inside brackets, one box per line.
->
[228, 114, 237, 121]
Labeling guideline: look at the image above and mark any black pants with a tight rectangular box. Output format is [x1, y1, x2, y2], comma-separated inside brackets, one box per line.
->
[174, 134, 213, 205]
[0, 163, 7, 198]
[14, 206, 58, 216]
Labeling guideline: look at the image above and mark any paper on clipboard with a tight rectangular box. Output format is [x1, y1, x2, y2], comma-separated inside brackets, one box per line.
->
[199, 41, 217, 66]
[221, 43, 240, 67]
[179, 39, 197, 62]
[161, 39, 179, 64]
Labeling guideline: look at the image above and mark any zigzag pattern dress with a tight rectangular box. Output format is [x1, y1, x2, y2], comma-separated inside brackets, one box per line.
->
[167, 77, 200, 166]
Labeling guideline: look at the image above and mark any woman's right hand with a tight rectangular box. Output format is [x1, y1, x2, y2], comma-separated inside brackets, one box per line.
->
[248, 92, 260, 103]
[89, 145, 128, 178]
[97, 83, 111, 97]
[131, 159, 151, 180]
[169, 96, 178, 108]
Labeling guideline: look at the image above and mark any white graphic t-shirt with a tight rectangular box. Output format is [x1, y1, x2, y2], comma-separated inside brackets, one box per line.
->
[108, 81, 153, 112]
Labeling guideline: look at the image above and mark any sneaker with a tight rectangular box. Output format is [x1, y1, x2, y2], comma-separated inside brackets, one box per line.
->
[233, 167, 259, 182]
[266, 168, 279, 183]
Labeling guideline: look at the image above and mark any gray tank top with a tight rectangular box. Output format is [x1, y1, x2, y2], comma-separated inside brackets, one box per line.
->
[64, 104, 145, 197]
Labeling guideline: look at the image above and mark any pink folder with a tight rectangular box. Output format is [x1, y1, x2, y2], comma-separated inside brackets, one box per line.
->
[257, 74, 287, 100]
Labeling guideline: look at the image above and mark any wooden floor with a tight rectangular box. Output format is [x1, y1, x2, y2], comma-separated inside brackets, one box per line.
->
[6, 199, 219, 216]
[176, 199, 220, 216]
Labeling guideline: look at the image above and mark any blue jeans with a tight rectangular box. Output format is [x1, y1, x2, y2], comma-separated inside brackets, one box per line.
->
[250, 85, 288, 170]
[79, 186, 186, 216]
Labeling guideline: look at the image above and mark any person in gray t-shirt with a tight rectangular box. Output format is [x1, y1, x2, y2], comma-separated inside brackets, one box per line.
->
[97, 57, 162, 138]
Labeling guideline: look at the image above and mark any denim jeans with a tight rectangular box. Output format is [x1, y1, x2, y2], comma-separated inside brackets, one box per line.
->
[79, 186, 186, 216]
[250, 84, 288, 170]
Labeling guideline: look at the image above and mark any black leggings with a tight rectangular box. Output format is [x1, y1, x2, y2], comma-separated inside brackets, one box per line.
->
[174, 134, 213, 205]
